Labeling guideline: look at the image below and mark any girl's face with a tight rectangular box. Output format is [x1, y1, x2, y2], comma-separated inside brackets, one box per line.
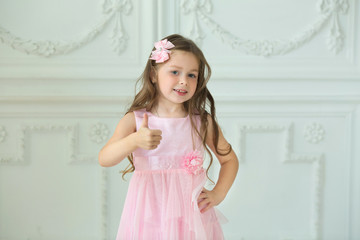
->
[153, 50, 199, 107]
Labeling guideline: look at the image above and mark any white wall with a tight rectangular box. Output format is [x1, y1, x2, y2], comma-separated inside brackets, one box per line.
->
[0, 0, 359, 239]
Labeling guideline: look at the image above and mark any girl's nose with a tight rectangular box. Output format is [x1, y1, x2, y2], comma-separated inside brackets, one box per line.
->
[179, 76, 188, 85]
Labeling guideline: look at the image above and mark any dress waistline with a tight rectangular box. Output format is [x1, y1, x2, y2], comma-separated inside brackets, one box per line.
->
[134, 156, 184, 171]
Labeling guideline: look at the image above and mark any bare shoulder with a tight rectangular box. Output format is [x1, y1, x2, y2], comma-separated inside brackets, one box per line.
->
[103, 111, 136, 147]
[205, 112, 217, 133]
[114, 111, 136, 136]
[205, 113, 228, 150]
[205, 113, 235, 164]
[120, 111, 136, 126]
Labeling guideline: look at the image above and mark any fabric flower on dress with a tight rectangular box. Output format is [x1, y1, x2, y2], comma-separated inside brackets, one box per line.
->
[149, 39, 175, 63]
[182, 150, 204, 175]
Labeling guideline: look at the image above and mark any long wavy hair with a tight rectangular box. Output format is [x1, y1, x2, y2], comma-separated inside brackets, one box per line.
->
[120, 34, 232, 183]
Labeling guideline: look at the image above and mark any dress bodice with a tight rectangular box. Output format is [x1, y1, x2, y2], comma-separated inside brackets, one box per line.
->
[132, 108, 204, 171]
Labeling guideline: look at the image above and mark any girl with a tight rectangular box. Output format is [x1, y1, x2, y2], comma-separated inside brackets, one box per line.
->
[99, 34, 239, 240]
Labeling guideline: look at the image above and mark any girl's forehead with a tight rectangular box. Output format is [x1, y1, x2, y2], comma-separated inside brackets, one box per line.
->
[170, 50, 196, 58]
[166, 50, 200, 68]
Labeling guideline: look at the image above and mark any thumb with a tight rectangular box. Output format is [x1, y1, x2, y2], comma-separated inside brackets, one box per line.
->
[140, 113, 149, 128]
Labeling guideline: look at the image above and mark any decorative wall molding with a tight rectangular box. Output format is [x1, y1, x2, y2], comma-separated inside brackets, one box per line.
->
[101, 168, 109, 240]
[0, 124, 100, 164]
[235, 122, 325, 239]
[0, 103, 356, 238]
[181, 0, 349, 56]
[303, 122, 326, 144]
[102, 0, 133, 55]
[0, 125, 6, 143]
[1, 94, 359, 105]
[0, 122, 111, 239]
[0, 0, 132, 57]
[0, 0, 358, 238]
[0, 96, 132, 104]
[0, 0, 351, 58]
[89, 122, 111, 144]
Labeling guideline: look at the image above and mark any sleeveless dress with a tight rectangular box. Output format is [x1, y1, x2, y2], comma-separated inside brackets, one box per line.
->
[116, 108, 228, 240]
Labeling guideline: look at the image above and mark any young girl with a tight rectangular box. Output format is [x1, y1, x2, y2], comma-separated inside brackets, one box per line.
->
[99, 34, 239, 240]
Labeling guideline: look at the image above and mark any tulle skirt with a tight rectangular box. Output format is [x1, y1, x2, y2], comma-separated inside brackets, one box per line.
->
[116, 168, 227, 240]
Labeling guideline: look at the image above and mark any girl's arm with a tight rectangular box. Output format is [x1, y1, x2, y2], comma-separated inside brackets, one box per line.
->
[98, 112, 138, 167]
[198, 114, 239, 213]
[98, 112, 162, 167]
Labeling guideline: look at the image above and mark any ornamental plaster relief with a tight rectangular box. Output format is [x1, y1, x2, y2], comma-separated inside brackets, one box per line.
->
[181, 0, 349, 56]
[303, 122, 326, 144]
[89, 122, 110, 144]
[0, 121, 111, 240]
[0, 122, 110, 164]
[0, 0, 132, 57]
[235, 122, 325, 239]
[0, 0, 350, 57]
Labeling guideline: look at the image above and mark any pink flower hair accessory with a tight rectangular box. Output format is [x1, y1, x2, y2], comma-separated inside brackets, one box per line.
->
[149, 39, 175, 63]
[182, 150, 204, 175]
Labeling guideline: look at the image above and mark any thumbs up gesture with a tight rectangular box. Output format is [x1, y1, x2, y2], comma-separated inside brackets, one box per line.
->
[135, 113, 162, 150]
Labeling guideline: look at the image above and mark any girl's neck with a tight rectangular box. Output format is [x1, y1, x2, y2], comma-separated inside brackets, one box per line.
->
[152, 104, 187, 118]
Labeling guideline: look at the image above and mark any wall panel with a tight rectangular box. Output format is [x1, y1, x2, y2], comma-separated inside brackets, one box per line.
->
[0, 0, 359, 239]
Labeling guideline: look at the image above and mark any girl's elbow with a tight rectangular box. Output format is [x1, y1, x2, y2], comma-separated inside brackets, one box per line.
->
[231, 153, 240, 171]
[98, 160, 107, 167]
[98, 151, 123, 167]
[98, 151, 109, 167]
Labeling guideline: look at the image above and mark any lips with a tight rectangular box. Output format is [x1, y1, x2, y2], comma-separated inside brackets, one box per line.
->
[173, 88, 188, 96]
[173, 89, 188, 93]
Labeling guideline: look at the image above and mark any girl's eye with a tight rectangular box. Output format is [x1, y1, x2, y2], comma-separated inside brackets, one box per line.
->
[171, 71, 179, 75]
[189, 73, 197, 78]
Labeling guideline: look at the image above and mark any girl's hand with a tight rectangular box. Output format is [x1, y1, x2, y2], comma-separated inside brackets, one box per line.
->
[197, 188, 225, 213]
[135, 113, 162, 150]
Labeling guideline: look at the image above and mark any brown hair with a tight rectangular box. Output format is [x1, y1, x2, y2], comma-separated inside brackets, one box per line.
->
[121, 34, 232, 183]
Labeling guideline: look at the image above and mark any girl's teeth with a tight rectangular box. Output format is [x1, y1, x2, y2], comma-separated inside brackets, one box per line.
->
[175, 89, 186, 93]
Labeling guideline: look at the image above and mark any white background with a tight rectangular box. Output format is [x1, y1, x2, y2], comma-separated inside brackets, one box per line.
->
[0, 0, 359, 239]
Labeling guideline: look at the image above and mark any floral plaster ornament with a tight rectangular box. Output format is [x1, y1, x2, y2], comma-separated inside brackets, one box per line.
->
[89, 122, 110, 144]
[303, 122, 325, 144]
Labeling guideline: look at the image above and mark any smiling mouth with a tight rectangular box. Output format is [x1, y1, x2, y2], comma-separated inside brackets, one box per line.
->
[174, 89, 188, 93]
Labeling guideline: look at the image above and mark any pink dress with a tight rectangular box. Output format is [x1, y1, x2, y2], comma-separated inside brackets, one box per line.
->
[116, 108, 227, 240]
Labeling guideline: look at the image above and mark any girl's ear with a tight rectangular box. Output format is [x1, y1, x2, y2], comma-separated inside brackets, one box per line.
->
[150, 69, 157, 84]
